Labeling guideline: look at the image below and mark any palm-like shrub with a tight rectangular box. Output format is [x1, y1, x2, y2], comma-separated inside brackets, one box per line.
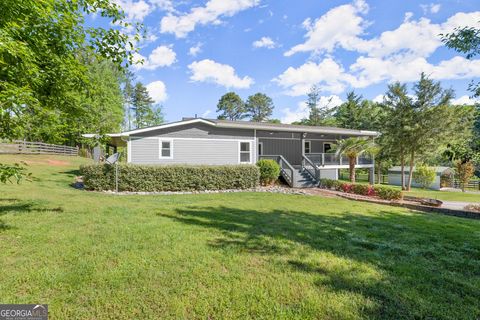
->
[335, 137, 377, 183]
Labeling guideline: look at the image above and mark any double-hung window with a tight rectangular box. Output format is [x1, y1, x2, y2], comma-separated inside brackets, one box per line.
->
[159, 139, 173, 159]
[239, 141, 251, 163]
[304, 140, 311, 154]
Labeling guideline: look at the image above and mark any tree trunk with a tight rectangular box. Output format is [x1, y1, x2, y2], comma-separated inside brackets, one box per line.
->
[400, 153, 405, 190]
[406, 150, 415, 191]
[349, 157, 356, 183]
[377, 162, 382, 184]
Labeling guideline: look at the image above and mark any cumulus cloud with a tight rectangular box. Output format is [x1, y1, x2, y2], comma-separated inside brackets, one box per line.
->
[189, 43, 203, 57]
[273, 58, 356, 96]
[253, 37, 277, 49]
[113, 0, 174, 21]
[451, 95, 479, 105]
[188, 59, 254, 89]
[133, 45, 177, 70]
[160, 0, 260, 38]
[277, 3, 480, 96]
[421, 3, 441, 15]
[146, 81, 168, 103]
[284, 0, 369, 57]
[281, 96, 343, 123]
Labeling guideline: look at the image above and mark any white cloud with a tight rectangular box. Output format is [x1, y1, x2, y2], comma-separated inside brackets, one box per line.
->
[133, 45, 177, 70]
[160, 0, 260, 38]
[284, 0, 369, 57]
[149, 0, 175, 12]
[421, 3, 441, 15]
[146, 81, 168, 103]
[451, 95, 479, 105]
[273, 58, 356, 96]
[201, 110, 212, 118]
[277, 5, 480, 95]
[189, 43, 203, 57]
[372, 94, 385, 103]
[253, 37, 277, 49]
[281, 96, 343, 123]
[188, 59, 254, 89]
[114, 0, 152, 21]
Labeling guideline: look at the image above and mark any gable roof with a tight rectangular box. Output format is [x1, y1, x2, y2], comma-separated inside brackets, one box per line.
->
[116, 118, 379, 137]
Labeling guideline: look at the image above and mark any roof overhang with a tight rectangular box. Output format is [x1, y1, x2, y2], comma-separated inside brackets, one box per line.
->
[82, 118, 379, 140]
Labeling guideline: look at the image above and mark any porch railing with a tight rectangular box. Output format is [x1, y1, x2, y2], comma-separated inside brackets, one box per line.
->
[259, 155, 295, 187]
[305, 153, 373, 166]
[302, 155, 320, 182]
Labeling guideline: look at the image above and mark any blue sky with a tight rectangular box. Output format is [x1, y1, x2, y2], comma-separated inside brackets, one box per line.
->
[93, 0, 480, 123]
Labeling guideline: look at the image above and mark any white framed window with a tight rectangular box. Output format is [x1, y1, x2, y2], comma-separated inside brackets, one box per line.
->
[304, 140, 311, 154]
[159, 139, 173, 159]
[239, 141, 252, 163]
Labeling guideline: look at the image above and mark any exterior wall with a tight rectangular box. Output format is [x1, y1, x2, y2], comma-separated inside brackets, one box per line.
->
[388, 173, 441, 190]
[129, 123, 255, 165]
[319, 169, 338, 180]
[258, 138, 302, 165]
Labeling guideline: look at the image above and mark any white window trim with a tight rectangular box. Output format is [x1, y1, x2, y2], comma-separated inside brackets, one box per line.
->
[304, 140, 311, 154]
[159, 138, 173, 159]
[238, 141, 252, 164]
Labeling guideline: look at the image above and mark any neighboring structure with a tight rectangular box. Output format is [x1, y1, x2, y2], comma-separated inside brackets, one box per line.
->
[84, 118, 378, 187]
[388, 166, 454, 190]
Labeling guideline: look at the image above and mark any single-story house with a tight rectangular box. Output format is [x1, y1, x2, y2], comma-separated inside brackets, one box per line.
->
[84, 118, 378, 188]
[388, 166, 453, 190]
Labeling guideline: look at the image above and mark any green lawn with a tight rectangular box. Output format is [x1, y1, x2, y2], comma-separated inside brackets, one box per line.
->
[1, 155, 480, 319]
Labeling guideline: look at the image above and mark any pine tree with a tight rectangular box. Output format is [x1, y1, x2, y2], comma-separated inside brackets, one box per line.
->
[306, 85, 335, 125]
[217, 92, 245, 120]
[131, 82, 164, 128]
[245, 93, 274, 122]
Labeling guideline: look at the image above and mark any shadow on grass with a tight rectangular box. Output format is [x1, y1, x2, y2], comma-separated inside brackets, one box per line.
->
[158, 205, 480, 319]
[0, 198, 63, 216]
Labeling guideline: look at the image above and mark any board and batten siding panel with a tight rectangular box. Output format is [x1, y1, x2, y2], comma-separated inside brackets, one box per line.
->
[259, 138, 302, 165]
[130, 138, 245, 165]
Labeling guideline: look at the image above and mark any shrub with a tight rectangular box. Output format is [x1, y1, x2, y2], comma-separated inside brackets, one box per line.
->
[413, 164, 436, 189]
[352, 184, 371, 196]
[375, 185, 403, 200]
[341, 182, 353, 193]
[256, 159, 280, 186]
[319, 178, 336, 189]
[80, 164, 260, 192]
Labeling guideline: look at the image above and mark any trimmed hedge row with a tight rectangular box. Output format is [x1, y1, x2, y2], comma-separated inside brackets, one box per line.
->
[319, 179, 403, 200]
[80, 164, 260, 192]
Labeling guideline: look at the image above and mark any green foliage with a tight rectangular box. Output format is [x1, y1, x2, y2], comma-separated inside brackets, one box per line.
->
[319, 179, 403, 200]
[302, 85, 336, 126]
[334, 137, 377, 183]
[334, 91, 387, 130]
[81, 164, 260, 192]
[245, 93, 274, 122]
[131, 82, 164, 129]
[0, 162, 30, 183]
[256, 159, 280, 185]
[217, 92, 246, 120]
[0, 0, 142, 143]
[455, 160, 475, 192]
[413, 164, 436, 189]
[375, 185, 403, 200]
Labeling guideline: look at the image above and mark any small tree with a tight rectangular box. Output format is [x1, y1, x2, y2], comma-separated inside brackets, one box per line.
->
[335, 137, 376, 183]
[217, 92, 245, 120]
[413, 164, 436, 189]
[455, 160, 475, 192]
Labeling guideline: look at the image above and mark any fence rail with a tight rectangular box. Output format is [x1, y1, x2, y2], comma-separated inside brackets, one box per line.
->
[0, 140, 78, 156]
[453, 179, 480, 191]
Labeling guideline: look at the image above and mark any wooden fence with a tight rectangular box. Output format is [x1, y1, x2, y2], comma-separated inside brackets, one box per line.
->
[453, 179, 480, 191]
[0, 140, 78, 156]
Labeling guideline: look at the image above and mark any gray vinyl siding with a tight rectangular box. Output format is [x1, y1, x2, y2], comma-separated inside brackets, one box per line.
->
[259, 138, 302, 165]
[130, 137, 249, 165]
[133, 122, 253, 140]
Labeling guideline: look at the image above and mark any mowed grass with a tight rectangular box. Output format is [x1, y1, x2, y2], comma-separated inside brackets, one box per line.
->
[1, 155, 480, 319]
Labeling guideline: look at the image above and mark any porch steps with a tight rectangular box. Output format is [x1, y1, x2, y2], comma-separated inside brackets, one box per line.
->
[292, 168, 318, 188]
